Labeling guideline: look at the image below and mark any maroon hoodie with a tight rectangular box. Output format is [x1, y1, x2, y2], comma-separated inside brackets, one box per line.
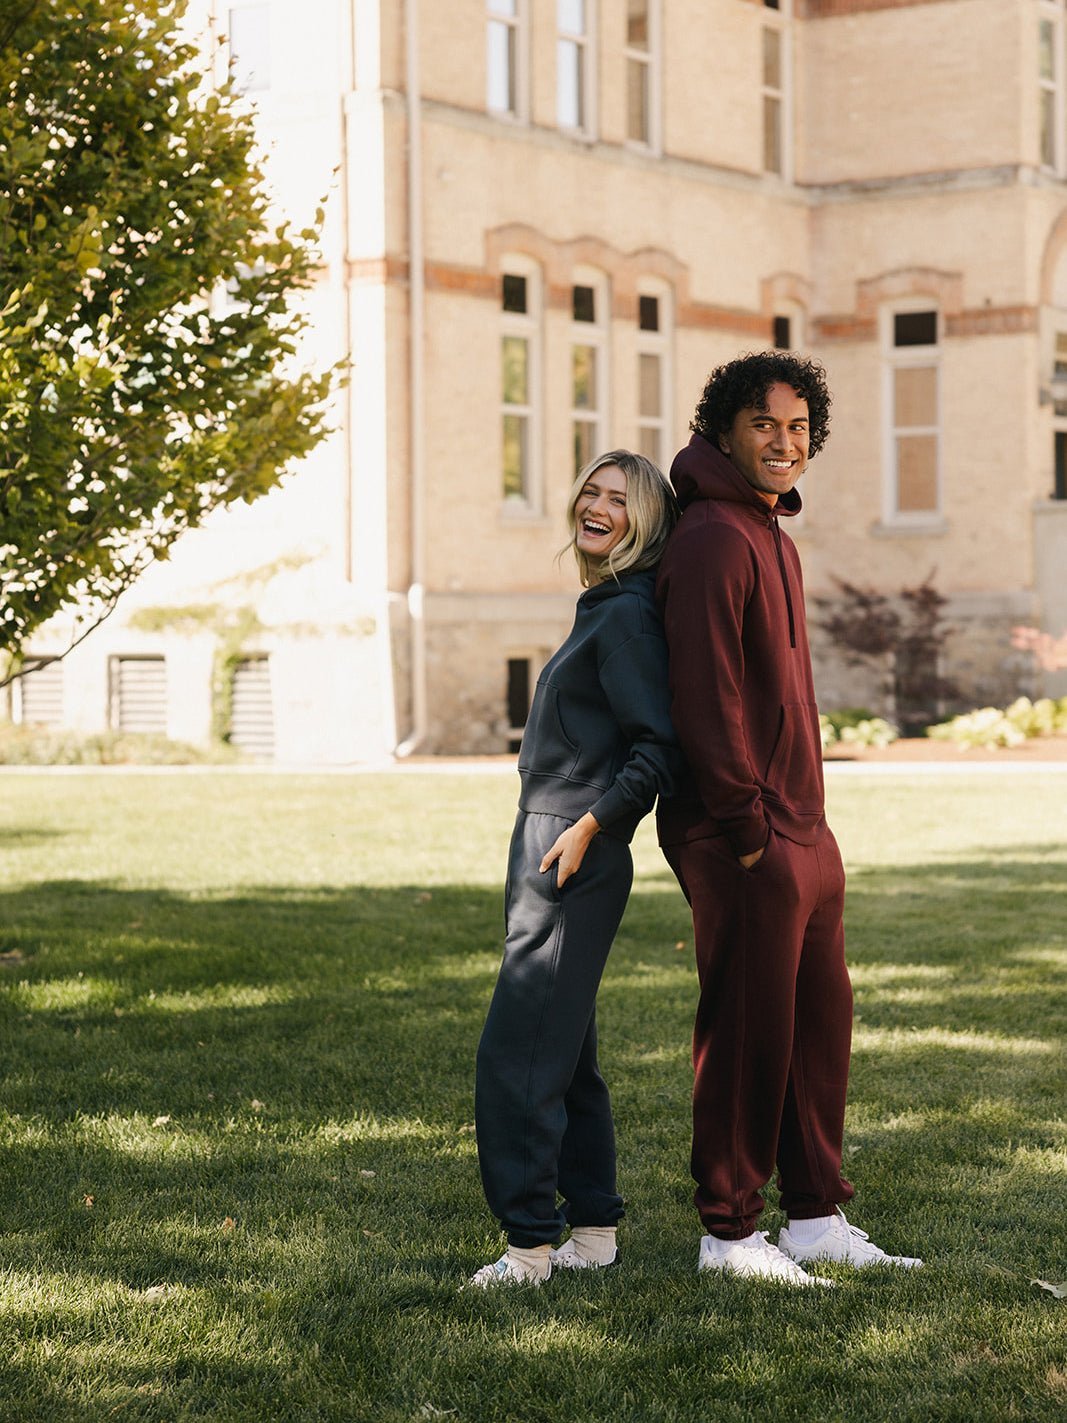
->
[655, 433, 826, 856]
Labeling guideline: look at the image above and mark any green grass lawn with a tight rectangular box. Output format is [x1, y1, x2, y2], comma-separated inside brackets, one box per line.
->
[0, 768, 1064, 1422]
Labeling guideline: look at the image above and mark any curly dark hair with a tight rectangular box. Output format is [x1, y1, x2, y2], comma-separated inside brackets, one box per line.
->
[690, 351, 832, 457]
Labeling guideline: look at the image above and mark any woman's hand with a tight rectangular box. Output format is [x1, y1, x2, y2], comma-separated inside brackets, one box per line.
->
[539, 812, 600, 889]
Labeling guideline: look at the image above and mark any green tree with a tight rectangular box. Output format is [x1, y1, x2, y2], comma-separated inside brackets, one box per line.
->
[0, 0, 334, 681]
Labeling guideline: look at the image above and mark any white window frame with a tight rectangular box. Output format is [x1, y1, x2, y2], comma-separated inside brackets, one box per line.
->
[760, 1, 793, 181]
[11, 656, 65, 728]
[570, 267, 609, 477]
[225, 2, 272, 94]
[624, 0, 661, 152]
[557, 0, 597, 139]
[881, 303, 943, 529]
[1039, 1, 1065, 174]
[635, 279, 672, 468]
[500, 256, 544, 516]
[487, 0, 529, 122]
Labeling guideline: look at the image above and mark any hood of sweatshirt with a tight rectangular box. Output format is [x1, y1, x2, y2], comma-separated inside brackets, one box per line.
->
[579, 565, 657, 609]
[670, 433, 803, 519]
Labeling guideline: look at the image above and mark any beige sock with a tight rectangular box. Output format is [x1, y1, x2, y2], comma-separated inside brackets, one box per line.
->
[507, 1243, 552, 1281]
[567, 1226, 617, 1265]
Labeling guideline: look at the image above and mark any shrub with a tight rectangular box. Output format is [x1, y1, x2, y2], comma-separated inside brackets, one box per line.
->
[0, 725, 240, 766]
[820, 710, 899, 750]
[926, 696, 1067, 750]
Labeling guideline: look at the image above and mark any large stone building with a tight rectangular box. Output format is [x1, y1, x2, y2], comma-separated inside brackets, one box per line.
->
[10, 0, 1067, 758]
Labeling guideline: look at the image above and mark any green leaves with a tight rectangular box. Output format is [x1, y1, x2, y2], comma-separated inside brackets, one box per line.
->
[0, 0, 334, 662]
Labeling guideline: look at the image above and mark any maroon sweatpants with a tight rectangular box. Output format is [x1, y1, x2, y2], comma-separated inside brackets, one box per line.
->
[663, 827, 855, 1239]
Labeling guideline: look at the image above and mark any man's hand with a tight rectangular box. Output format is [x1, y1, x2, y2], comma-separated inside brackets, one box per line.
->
[540, 812, 601, 888]
[738, 845, 765, 870]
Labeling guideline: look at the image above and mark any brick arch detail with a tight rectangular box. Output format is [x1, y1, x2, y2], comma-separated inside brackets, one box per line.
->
[855, 266, 963, 319]
[1038, 206, 1067, 309]
[760, 272, 813, 317]
[485, 224, 690, 317]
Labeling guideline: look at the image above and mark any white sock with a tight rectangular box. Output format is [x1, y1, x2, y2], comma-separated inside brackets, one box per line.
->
[507, 1243, 552, 1281]
[567, 1226, 617, 1265]
[787, 1214, 835, 1244]
[705, 1231, 761, 1256]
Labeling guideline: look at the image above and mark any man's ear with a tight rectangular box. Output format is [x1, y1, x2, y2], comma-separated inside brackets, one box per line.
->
[717, 434, 731, 455]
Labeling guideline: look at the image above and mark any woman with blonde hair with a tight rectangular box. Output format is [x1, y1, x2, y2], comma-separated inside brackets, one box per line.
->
[470, 450, 679, 1287]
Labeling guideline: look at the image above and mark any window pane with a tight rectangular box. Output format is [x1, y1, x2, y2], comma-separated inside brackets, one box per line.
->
[1055, 430, 1067, 499]
[1041, 87, 1056, 168]
[503, 414, 528, 498]
[572, 284, 596, 323]
[502, 336, 528, 405]
[487, 20, 516, 113]
[558, 0, 585, 33]
[639, 352, 661, 418]
[894, 366, 937, 428]
[229, 5, 270, 92]
[627, 56, 649, 143]
[489, 0, 518, 16]
[893, 310, 938, 346]
[573, 345, 597, 409]
[773, 315, 791, 349]
[502, 273, 527, 313]
[639, 294, 660, 331]
[18, 659, 64, 726]
[896, 435, 938, 512]
[1040, 18, 1055, 82]
[763, 27, 781, 90]
[573, 419, 596, 475]
[638, 424, 662, 463]
[507, 657, 531, 729]
[627, 0, 649, 49]
[557, 38, 583, 127]
[763, 94, 782, 174]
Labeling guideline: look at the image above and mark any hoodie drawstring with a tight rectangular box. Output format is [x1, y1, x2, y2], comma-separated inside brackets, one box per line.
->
[770, 517, 797, 650]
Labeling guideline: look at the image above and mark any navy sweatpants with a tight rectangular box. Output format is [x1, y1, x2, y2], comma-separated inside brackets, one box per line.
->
[476, 811, 632, 1248]
[663, 827, 855, 1239]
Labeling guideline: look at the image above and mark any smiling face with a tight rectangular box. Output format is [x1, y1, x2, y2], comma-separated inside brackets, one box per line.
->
[718, 381, 810, 507]
[573, 464, 630, 560]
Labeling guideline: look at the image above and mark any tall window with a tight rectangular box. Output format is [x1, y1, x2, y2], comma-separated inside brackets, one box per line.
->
[228, 4, 271, 93]
[625, 1, 658, 148]
[109, 656, 168, 735]
[506, 656, 534, 752]
[558, 0, 594, 135]
[1051, 327, 1067, 498]
[1039, 3, 1064, 172]
[571, 274, 607, 475]
[636, 285, 671, 466]
[487, 0, 525, 119]
[885, 309, 941, 522]
[501, 262, 542, 509]
[760, 1, 792, 178]
[14, 657, 64, 728]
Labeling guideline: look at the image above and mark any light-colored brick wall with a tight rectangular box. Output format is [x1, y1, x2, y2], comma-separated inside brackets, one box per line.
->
[798, 0, 1023, 184]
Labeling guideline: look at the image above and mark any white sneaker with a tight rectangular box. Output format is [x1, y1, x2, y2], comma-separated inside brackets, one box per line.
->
[466, 1252, 550, 1289]
[550, 1238, 620, 1270]
[779, 1209, 923, 1269]
[697, 1231, 834, 1287]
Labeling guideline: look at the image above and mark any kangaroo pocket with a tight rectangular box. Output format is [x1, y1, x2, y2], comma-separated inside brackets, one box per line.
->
[517, 681, 580, 779]
[761, 702, 824, 817]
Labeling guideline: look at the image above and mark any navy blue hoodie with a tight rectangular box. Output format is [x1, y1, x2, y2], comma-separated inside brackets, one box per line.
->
[517, 569, 679, 842]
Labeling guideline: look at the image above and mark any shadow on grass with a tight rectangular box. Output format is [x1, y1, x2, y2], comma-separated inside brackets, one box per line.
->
[0, 848, 1065, 1420]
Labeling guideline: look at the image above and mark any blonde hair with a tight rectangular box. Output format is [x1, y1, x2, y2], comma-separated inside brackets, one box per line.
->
[564, 449, 678, 587]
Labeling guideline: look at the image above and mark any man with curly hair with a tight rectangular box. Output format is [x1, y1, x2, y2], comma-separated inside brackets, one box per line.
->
[656, 351, 921, 1284]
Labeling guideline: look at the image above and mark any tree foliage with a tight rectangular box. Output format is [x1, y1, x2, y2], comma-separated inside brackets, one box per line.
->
[0, 0, 334, 676]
